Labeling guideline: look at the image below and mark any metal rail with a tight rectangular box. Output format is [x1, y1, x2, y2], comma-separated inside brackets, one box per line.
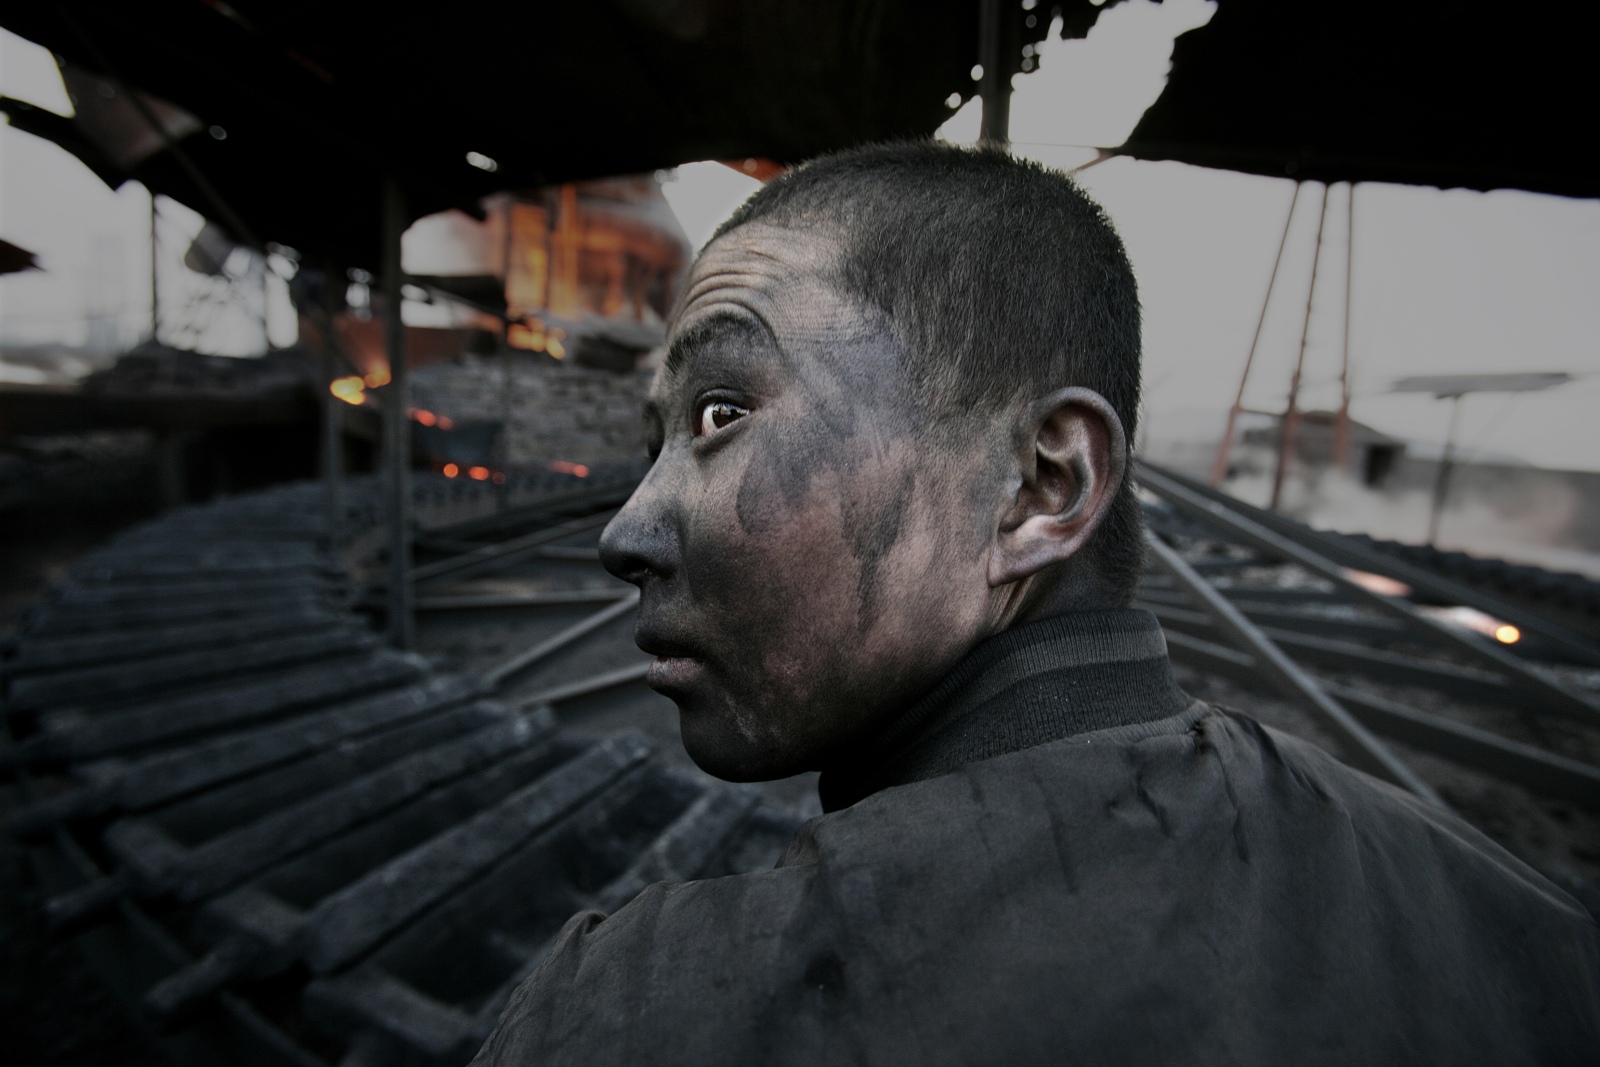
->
[481, 591, 640, 689]
[1159, 618, 1600, 806]
[1144, 530, 1441, 803]
[1138, 463, 1600, 726]
[1140, 460, 1600, 666]
[407, 511, 617, 588]
[422, 481, 635, 542]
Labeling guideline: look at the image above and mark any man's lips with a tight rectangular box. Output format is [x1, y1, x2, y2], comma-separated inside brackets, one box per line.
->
[635, 628, 707, 691]
[634, 628, 700, 660]
[645, 654, 704, 691]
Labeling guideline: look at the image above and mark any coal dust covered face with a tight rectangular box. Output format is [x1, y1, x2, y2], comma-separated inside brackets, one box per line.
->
[597, 223, 1011, 782]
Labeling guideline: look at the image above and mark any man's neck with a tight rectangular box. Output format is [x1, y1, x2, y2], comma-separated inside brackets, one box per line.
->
[816, 608, 1192, 811]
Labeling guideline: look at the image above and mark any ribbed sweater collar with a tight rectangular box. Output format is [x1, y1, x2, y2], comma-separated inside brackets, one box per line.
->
[818, 609, 1190, 812]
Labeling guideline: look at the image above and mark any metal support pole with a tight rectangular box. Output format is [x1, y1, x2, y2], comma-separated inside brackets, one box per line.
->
[381, 179, 414, 650]
[1269, 183, 1329, 512]
[258, 252, 270, 354]
[1144, 529, 1442, 804]
[1427, 393, 1464, 546]
[155, 431, 185, 509]
[1333, 183, 1356, 468]
[149, 191, 160, 342]
[1210, 183, 1301, 485]
[320, 267, 345, 548]
[978, 0, 1010, 146]
[498, 197, 517, 509]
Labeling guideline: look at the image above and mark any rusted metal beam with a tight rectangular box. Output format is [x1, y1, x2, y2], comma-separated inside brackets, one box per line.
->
[5, 608, 347, 676]
[482, 591, 640, 689]
[1144, 529, 1442, 803]
[515, 661, 652, 709]
[29, 650, 427, 761]
[7, 627, 374, 712]
[1141, 461, 1600, 667]
[414, 589, 630, 613]
[408, 511, 615, 588]
[1161, 628, 1600, 807]
[1139, 463, 1600, 725]
[421, 481, 633, 543]
[1145, 601, 1537, 711]
[8, 676, 481, 838]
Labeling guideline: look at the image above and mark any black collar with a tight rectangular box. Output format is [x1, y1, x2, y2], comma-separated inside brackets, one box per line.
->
[817, 609, 1191, 812]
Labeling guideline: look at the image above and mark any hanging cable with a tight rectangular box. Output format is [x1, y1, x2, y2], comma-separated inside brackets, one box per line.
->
[1270, 183, 1331, 512]
[1209, 182, 1302, 485]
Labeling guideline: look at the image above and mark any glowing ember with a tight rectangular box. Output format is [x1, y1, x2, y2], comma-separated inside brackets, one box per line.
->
[411, 408, 438, 426]
[363, 366, 391, 388]
[548, 461, 590, 478]
[442, 463, 460, 477]
[468, 466, 491, 481]
[1418, 604, 1521, 643]
[507, 322, 545, 352]
[1341, 568, 1412, 598]
[330, 376, 366, 405]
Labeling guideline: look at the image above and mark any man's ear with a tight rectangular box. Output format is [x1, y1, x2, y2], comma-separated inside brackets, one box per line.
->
[988, 387, 1128, 588]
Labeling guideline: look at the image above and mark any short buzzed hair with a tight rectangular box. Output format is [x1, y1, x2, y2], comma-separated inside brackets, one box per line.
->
[713, 141, 1145, 604]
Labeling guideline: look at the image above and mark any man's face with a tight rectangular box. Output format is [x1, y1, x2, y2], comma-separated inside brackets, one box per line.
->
[599, 224, 1004, 781]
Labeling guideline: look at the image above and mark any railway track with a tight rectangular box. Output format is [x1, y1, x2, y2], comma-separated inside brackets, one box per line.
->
[4, 459, 1598, 1064]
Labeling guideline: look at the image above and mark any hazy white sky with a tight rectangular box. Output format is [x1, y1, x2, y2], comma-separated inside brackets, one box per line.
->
[5, 2, 1599, 467]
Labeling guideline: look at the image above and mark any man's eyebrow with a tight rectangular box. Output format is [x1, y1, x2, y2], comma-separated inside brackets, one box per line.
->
[664, 311, 772, 377]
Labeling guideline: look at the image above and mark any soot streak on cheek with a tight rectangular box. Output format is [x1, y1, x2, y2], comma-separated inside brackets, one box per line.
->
[731, 336, 929, 632]
[840, 462, 916, 632]
[732, 391, 863, 536]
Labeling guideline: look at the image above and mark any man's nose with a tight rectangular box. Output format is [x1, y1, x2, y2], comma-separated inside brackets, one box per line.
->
[599, 478, 678, 585]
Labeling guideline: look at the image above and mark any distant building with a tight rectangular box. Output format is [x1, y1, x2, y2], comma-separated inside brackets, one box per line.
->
[404, 175, 691, 372]
[1236, 410, 1406, 488]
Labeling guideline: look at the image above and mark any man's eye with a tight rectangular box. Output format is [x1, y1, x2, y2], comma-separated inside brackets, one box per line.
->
[695, 400, 749, 437]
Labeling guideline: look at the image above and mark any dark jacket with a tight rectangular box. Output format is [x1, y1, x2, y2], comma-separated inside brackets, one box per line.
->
[475, 611, 1600, 1065]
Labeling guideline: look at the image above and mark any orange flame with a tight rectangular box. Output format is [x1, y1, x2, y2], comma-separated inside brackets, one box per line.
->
[468, 466, 491, 481]
[442, 463, 459, 477]
[547, 460, 590, 478]
[330, 376, 367, 405]
[508, 321, 545, 352]
[508, 320, 567, 359]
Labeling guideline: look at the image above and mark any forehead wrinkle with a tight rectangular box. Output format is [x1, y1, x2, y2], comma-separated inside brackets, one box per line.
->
[682, 266, 784, 308]
[679, 227, 841, 312]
